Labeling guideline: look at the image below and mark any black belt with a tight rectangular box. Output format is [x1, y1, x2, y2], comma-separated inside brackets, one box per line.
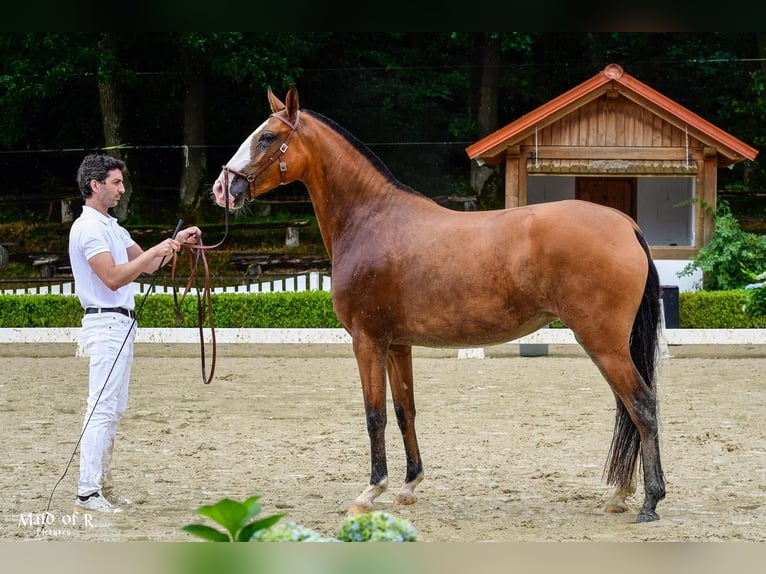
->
[84, 307, 136, 319]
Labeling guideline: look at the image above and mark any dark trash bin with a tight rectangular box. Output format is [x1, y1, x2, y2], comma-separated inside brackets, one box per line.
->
[660, 285, 679, 329]
[520, 325, 549, 357]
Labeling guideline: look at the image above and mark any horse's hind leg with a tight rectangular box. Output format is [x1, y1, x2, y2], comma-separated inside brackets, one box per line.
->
[590, 351, 665, 522]
[386, 344, 424, 505]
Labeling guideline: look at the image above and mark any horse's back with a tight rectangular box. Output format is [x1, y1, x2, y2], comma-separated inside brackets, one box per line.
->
[522, 199, 640, 239]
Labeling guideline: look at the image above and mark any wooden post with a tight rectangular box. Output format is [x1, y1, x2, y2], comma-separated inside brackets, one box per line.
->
[285, 226, 300, 247]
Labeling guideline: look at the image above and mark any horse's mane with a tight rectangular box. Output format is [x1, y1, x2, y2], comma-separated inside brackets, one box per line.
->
[304, 109, 427, 198]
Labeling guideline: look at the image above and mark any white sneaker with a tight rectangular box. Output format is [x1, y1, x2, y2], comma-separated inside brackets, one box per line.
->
[74, 492, 124, 514]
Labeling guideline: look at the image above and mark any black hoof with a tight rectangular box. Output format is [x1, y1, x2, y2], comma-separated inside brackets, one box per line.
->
[635, 510, 659, 523]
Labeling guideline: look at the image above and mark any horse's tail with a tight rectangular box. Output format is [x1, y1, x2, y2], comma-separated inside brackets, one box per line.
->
[605, 229, 661, 487]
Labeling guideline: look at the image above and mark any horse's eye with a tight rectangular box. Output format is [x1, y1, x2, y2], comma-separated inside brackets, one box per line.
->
[259, 132, 276, 146]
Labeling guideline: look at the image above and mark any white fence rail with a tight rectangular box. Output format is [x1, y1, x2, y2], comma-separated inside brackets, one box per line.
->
[1, 271, 332, 296]
[2, 328, 766, 346]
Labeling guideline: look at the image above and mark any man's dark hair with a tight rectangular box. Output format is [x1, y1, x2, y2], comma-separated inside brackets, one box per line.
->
[76, 153, 127, 199]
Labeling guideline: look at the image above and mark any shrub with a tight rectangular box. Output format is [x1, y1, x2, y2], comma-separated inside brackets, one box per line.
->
[0, 290, 342, 328]
[678, 201, 766, 291]
[183, 496, 417, 543]
[0, 294, 82, 327]
[181, 496, 284, 542]
[249, 521, 337, 542]
[335, 511, 417, 542]
[679, 289, 766, 328]
[4, 288, 766, 329]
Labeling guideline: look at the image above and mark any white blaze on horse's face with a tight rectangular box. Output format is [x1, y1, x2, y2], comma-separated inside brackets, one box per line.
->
[212, 119, 269, 207]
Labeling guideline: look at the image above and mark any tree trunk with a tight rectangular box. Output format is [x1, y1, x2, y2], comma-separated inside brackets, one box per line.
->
[470, 34, 504, 210]
[97, 35, 133, 221]
[179, 51, 207, 216]
[477, 35, 499, 136]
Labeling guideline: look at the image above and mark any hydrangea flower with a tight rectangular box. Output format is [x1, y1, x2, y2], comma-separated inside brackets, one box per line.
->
[250, 520, 338, 542]
[335, 511, 417, 542]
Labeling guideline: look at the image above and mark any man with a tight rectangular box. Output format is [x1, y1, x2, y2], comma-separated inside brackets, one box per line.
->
[69, 153, 201, 513]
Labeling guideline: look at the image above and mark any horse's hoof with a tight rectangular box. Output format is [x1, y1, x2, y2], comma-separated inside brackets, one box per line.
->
[346, 502, 372, 516]
[604, 502, 629, 514]
[635, 510, 659, 523]
[393, 493, 417, 506]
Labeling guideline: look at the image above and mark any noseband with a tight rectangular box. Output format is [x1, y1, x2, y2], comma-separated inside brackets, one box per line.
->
[222, 110, 300, 199]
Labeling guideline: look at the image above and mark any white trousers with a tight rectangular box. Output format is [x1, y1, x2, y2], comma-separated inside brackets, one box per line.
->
[77, 312, 136, 497]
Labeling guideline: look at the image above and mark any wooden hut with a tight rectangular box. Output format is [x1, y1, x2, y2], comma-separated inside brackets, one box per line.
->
[466, 63, 758, 291]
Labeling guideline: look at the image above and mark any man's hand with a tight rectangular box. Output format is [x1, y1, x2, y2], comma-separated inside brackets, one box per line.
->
[177, 227, 202, 245]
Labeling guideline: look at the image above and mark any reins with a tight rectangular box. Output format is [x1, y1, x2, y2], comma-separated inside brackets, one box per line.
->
[170, 174, 231, 385]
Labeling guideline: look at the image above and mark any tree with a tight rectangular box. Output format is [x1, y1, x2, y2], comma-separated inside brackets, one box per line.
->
[454, 33, 535, 209]
[1, 33, 763, 225]
[95, 34, 134, 221]
[0, 33, 139, 220]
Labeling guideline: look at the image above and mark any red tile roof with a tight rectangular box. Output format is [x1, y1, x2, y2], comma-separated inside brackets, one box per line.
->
[465, 63, 758, 167]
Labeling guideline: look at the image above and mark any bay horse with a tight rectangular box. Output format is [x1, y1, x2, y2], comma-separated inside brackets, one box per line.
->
[212, 86, 666, 523]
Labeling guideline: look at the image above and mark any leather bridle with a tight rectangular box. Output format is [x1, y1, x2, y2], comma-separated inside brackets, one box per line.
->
[222, 110, 300, 198]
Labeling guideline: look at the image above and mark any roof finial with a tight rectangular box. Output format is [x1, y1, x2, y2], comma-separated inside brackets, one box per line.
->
[603, 64, 624, 79]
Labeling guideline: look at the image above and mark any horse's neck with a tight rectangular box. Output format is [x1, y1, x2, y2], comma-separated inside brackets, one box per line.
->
[301, 127, 410, 257]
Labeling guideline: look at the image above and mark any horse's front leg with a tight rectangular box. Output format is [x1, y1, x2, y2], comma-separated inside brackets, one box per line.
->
[347, 336, 390, 515]
[386, 344, 423, 505]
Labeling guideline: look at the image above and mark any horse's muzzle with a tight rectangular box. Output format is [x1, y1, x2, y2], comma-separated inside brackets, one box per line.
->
[212, 174, 247, 209]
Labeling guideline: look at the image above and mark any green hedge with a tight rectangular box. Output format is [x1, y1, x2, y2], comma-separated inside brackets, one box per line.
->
[0, 289, 764, 329]
[679, 289, 766, 328]
[0, 291, 343, 328]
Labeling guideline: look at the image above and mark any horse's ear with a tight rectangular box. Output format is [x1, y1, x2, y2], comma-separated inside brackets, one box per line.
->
[284, 86, 299, 124]
[267, 87, 285, 113]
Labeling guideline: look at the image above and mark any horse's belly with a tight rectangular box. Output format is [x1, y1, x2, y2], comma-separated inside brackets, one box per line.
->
[392, 312, 554, 348]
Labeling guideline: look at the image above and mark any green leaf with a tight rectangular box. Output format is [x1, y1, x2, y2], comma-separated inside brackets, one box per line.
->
[181, 524, 231, 542]
[195, 498, 248, 539]
[239, 495, 264, 524]
[238, 513, 286, 542]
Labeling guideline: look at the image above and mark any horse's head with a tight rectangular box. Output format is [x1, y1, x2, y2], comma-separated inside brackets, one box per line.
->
[212, 86, 302, 209]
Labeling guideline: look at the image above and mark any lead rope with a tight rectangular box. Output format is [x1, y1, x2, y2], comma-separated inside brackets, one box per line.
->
[170, 174, 231, 385]
[171, 236, 217, 385]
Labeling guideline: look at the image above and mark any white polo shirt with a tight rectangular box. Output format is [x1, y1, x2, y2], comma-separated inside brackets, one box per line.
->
[68, 206, 137, 310]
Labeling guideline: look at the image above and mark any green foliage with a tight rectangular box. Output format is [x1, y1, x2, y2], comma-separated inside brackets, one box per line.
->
[183, 496, 415, 543]
[182, 496, 285, 542]
[678, 201, 766, 290]
[0, 294, 82, 327]
[335, 511, 417, 542]
[210, 292, 341, 328]
[743, 271, 766, 319]
[4, 33, 763, 223]
[4, 288, 766, 328]
[679, 289, 766, 328]
[0, 291, 342, 328]
[745, 286, 766, 319]
[249, 521, 337, 542]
